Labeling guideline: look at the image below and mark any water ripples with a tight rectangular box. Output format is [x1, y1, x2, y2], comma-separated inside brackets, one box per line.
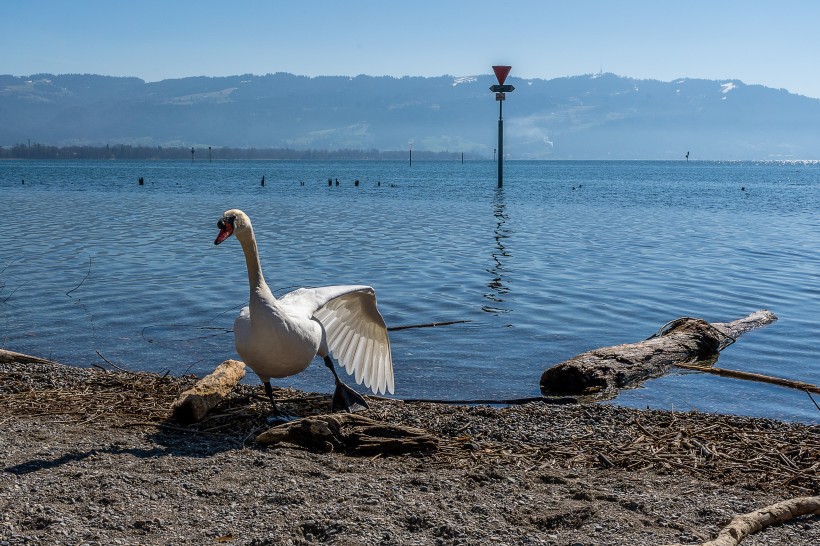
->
[1, 159, 818, 422]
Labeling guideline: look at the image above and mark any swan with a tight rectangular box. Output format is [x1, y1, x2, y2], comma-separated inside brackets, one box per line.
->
[214, 209, 394, 414]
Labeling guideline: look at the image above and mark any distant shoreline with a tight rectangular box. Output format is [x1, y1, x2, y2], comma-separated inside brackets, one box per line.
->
[4, 150, 819, 162]
[0, 144, 470, 162]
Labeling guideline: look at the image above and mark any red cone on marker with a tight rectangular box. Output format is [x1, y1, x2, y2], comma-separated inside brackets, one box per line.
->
[492, 65, 511, 85]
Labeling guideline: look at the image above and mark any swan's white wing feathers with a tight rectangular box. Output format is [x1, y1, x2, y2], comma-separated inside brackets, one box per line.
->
[283, 285, 394, 395]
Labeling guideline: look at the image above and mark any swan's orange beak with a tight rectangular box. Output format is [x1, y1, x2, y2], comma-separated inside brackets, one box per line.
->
[214, 219, 234, 245]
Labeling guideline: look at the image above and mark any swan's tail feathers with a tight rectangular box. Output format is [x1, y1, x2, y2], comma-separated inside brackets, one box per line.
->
[324, 355, 369, 413]
[331, 380, 369, 413]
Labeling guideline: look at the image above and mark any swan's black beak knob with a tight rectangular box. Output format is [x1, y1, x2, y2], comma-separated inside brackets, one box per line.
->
[214, 217, 235, 245]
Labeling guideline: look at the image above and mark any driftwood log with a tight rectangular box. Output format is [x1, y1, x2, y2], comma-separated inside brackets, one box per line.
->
[663, 495, 820, 546]
[540, 310, 777, 396]
[171, 359, 246, 424]
[256, 413, 439, 455]
[0, 349, 59, 365]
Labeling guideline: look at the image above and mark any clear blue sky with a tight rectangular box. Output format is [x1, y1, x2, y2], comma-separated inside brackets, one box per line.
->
[3, 0, 820, 98]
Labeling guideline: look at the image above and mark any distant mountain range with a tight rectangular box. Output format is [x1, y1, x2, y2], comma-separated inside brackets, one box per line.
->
[2, 72, 820, 160]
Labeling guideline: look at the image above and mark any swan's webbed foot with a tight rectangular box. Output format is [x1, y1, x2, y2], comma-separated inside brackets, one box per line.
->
[265, 413, 299, 425]
[331, 380, 369, 413]
[323, 356, 369, 413]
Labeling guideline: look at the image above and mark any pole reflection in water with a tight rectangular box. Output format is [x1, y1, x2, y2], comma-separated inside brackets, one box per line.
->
[482, 189, 512, 314]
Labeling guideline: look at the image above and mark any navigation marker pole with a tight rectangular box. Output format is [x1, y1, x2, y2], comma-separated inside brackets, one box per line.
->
[498, 98, 503, 187]
[490, 66, 514, 189]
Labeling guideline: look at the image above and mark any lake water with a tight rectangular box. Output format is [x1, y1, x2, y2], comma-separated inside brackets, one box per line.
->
[1, 159, 818, 423]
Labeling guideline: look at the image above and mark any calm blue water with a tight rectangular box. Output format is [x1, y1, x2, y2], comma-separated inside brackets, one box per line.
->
[1, 159, 818, 423]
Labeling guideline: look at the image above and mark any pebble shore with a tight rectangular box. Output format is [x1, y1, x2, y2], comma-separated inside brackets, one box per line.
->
[1, 360, 817, 545]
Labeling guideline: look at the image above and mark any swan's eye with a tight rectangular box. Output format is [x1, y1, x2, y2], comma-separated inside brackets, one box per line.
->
[217, 216, 236, 229]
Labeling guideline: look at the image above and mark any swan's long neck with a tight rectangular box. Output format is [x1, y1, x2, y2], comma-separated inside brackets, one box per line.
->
[236, 228, 268, 295]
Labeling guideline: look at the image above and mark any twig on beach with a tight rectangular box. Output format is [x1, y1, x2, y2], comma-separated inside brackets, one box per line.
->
[95, 350, 129, 372]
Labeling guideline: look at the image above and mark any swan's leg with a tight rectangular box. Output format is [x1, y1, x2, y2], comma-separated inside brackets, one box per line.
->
[262, 381, 298, 424]
[323, 355, 369, 412]
[263, 380, 281, 414]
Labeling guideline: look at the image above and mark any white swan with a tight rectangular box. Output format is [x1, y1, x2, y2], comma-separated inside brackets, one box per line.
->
[214, 209, 394, 413]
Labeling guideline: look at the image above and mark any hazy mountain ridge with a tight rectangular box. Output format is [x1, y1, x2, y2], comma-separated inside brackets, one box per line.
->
[2, 72, 819, 159]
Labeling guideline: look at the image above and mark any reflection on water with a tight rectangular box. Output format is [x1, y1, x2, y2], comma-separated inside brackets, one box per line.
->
[483, 189, 512, 314]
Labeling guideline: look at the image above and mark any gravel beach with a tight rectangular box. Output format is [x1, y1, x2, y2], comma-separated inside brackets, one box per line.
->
[0, 358, 817, 545]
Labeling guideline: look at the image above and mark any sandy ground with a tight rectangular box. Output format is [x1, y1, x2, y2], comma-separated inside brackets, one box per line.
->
[0, 359, 817, 546]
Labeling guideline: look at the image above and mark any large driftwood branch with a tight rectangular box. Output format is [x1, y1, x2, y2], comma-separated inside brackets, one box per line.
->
[540, 310, 777, 396]
[256, 413, 439, 455]
[171, 359, 245, 424]
[663, 495, 820, 546]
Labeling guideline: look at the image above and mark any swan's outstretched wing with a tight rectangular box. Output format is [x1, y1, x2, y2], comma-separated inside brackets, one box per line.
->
[281, 285, 394, 395]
